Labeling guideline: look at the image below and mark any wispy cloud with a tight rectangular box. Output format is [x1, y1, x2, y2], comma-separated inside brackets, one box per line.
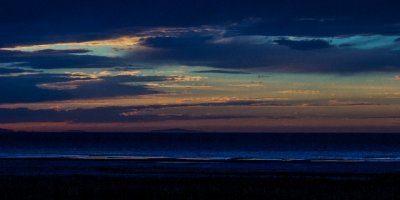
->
[37, 79, 102, 90]
[0, 67, 40, 77]
[145, 83, 212, 89]
[194, 69, 251, 74]
[229, 83, 264, 88]
[277, 90, 320, 95]
[167, 75, 207, 82]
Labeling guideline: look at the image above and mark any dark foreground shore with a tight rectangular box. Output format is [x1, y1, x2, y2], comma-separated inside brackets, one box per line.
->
[1, 159, 400, 200]
[2, 175, 400, 200]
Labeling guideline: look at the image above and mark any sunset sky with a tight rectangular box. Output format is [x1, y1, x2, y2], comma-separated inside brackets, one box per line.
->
[1, 0, 400, 132]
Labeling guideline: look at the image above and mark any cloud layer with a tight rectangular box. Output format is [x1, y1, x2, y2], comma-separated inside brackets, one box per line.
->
[0, 73, 166, 103]
[1, 0, 400, 74]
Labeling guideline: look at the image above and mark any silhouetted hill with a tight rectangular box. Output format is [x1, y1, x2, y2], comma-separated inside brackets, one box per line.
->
[0, 128, 13, 133]
[66, 130, 86, 133]
[150, 128, 205, 133]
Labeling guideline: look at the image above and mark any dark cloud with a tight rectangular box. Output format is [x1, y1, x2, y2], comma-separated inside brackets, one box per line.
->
[0, 74, 72, 103]
[338, 43, 354, 48]
[111, 66, 151, 71]
[0, 99, 285, 123]
[131, 35, 400, 73]
[0, 67, 39, 75]
[55, 80, 158, 99]
[193, 70, 251, 74]
[1, 0, 400, 47]
[0, 107, 124, 123]
[0, 0, 399, 74]
[0, 49, 128, 69]
[34, 49, 92, 54]
[236, 18, 400, 37]
[395, 38, 400, 42]
[0, 0, 234, 47]
[0, 98, 389, 124]
[134, 36, 262, 67]
[0, 98, 385, 124]
[274, 39, 334, 50]
[0, 73, 165, 103]
[142, 36, 213, 48]
[0, 107, 243, 123]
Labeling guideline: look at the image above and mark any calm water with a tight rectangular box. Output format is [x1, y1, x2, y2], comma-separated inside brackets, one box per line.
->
[1, 133, 400, 161]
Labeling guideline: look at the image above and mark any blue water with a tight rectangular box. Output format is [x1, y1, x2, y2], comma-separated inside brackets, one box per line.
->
[1, 132, 400, 161]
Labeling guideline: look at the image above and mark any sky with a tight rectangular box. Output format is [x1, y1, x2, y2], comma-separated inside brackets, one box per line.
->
[1, 0, 400, 132]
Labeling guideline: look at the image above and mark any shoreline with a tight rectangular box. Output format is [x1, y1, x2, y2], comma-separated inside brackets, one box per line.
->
[1, 158, 400, 177]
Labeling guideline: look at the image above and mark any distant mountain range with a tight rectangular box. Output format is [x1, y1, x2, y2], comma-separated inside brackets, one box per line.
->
[150, 128, 205, 133]
[0, 128, 14, 133]
[0, 128, 205, 133]
[66, 130, 86, 133]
